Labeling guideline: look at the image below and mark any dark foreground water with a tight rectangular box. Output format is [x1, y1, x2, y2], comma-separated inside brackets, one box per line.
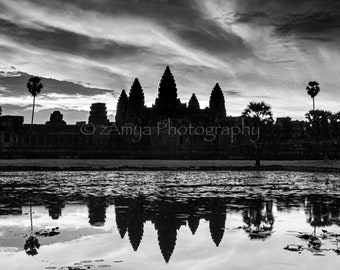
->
[0, 171, 340, 270]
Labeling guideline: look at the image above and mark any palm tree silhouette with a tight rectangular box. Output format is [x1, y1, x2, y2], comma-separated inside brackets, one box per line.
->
[24, 235, 40, 256]
[242, 102, 273, 124]
[24, 205, 40, 256]
[27, 76, 43, 147]
[306, 81, 320, 111]
[242, 102, 273, 166]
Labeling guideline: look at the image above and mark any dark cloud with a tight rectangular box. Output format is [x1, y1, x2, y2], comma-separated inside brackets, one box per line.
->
[224, 90, 242, 97]
[175, 20, 249, 55]
[234, 11, 269, 24]
[272, 60, 296, 64]
[300, 36, 334, 42]
[0, 17, 146, 60]
[1, 103, 43, 111]
[0, 71, 115, 97]
[275, 12, 340, 39]
[224, 90, 269, 99]
[233, 0, 337, 13]
[18, 0, 252, 57]
[232, 0, 340, 42]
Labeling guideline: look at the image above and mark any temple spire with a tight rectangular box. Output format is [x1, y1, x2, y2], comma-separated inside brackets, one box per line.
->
[209, 83, 226, 119]
[128, 78, 145, 118]
[115, 89, 128, 126]
[188, 93, 200, 111]
[155, 66, 179, 117]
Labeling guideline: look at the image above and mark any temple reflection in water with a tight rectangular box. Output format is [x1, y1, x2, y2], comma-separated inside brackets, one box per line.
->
[1, 171, 340, 263]
[6, 195, 338, 263]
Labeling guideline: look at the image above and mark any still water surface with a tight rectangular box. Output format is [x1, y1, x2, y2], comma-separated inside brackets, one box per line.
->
[0, 171, 340, 270]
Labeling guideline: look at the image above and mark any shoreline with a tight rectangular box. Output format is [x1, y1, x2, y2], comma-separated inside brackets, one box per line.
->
[1, 159, 340, 173]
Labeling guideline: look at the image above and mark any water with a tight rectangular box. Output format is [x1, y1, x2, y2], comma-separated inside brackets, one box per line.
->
[0, 170, 340, 270]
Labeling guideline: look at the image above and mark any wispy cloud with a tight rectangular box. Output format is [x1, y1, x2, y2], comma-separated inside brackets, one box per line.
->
[0, 0, 339, 123]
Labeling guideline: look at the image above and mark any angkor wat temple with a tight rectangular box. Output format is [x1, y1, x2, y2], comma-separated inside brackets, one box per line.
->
[115, 66, 227, 126]
[0, 66, 339, 159]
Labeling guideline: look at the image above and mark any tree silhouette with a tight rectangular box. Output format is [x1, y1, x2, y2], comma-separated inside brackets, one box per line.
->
[24, 235, 40, 256]
[24, 205, 40, 256]
[306, 81, 320, 111]
[115, 89, 129, 126]
[209, 83, 226, 119]
[155, 66, 178, 117]
[242, 102, 273, 166]
[242, 200, 274, 240]
[188, 93, 200, 112]
[0, 106, 2, 116]
[305, 110, 332, 159]
[242, 102, 273, 124]
[27, 76, 43, 127]
[26, 76, 43, 148]
[331, 112, 340, 142]
[128, 78, 145, 118]
[306, 198, 335, 228]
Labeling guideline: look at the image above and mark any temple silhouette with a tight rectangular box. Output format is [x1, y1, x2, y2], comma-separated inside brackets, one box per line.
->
[1, 66, 340, 159]
[115, 66, 226, 125]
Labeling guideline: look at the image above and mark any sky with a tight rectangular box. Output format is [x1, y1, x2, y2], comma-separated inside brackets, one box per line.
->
[0, 0, 339, 123]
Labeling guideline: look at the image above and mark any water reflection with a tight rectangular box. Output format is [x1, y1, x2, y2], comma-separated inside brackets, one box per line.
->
[45, 196, 65, 220]
[306, 196, 340, 227]
[113, 197, 228, 262]
[24, 205, 40, 256]
[0, 171, 340, 269]
[88, 197, 108, 227]
[10, 195, 340, 263]
[242, 199, 274, 240]
[24, 235, 40, 256]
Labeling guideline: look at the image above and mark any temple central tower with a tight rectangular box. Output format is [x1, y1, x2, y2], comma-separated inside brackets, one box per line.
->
[154, 66, 180, 117]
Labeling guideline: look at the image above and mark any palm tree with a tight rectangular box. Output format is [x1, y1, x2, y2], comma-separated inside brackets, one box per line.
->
[242, 102, 273, 124]
[242, 102, 273, 166]
[26, 77, 43, 147]
[306, 81, 320, 111]
[24, 204, 40, 256]
[27, 76, 43, 126]
[24, 235, 40, 256]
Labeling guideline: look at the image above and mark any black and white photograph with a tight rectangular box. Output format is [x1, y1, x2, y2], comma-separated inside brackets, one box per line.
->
[1, 0, 340, 269]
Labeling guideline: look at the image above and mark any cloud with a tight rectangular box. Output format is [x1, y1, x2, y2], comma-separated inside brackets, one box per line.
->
[0, 0, 252, 58]
[274, 12, 340, 41]
[0, 70, 118, 123]
[1, 103, 42, 111]
[0, 0, 339, 123]
[224, 90, 242, 97]
[0, 71, 116, 97]
[0, 18, 146, 60]
[230, 0, 340, 42]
